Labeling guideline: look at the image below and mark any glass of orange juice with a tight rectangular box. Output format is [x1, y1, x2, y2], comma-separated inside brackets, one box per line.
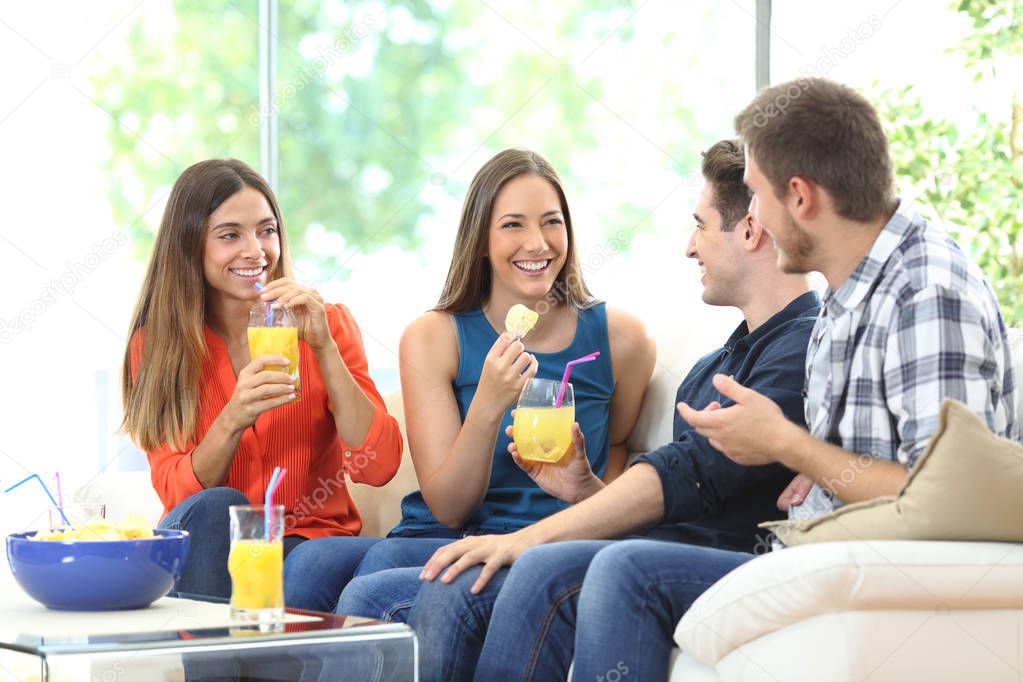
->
[228, 504, 284, 631]
[248, 303, 300, 400]
[513, 378, 575, 463]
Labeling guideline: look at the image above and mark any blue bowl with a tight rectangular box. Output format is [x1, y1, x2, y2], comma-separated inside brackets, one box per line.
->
[6, 529, 190, 611]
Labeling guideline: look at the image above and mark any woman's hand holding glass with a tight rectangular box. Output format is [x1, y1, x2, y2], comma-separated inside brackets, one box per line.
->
[507, 418, 604, 504]
[224, 356, 297, 431]
[258, 278, 331, 351]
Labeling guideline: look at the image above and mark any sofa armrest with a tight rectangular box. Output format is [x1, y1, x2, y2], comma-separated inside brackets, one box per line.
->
[674, 541, 1023, 666]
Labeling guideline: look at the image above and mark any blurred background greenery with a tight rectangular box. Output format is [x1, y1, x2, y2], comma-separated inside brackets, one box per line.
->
[90, 0, 1022, 322]
[1, 0, 1019, 492]
[877, 0, 1022, 324]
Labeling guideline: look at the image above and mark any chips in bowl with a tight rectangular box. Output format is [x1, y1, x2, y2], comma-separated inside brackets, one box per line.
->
[34, 513, 155, 542]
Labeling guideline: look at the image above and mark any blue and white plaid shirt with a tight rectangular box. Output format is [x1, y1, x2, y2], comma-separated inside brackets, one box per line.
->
[792, 199, 1018, 519]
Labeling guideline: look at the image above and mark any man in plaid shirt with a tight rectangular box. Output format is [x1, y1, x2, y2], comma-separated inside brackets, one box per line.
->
[680, 78, 1018, 518]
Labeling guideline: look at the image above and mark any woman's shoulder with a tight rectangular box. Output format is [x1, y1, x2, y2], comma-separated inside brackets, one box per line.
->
[398, 312, 460, 382]
[604, 305, 656, 369]
[401, 312, 458, 351]
[129, 326, 147, 349]
[604, 306, 652, 344]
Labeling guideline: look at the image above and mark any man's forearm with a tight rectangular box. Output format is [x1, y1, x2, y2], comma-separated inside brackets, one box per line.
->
[524, 463, 664, 544]
[776, 423, 909, 504]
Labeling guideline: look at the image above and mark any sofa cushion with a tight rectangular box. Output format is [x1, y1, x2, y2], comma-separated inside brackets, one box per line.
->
[346, 389, 418, 537]
[684, 608, 1023, 681]
[761, 399, 1023, 546]
[626, 317, 739, 455]
[674, 540, 1023, 666]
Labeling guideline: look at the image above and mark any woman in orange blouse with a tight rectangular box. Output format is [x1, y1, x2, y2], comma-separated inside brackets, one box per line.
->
[121, 158, 401, 601]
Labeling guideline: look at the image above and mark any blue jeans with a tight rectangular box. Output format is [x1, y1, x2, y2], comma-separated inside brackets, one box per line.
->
[336, 537, 454, 620]
[159, 487, 306, 599]
[410, 539, 754, 681]
[282, 536, 383, 612]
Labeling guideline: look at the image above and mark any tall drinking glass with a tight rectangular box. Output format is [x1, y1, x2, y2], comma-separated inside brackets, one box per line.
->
[247, 303, 301, 400]
[228, 504, 284, 631]
[513, 378, 575, 463]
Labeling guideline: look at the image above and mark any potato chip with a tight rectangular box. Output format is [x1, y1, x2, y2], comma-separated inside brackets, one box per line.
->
[505, 304, 539, 338]
[118, 513, 155, 539]
[32, 512, 156, 542]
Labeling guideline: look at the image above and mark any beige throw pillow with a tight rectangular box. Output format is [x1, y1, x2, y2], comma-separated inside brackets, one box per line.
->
[761, 399, 1023, 546]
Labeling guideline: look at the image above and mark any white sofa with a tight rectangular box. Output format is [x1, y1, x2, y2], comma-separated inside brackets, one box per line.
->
[77, 327, 1023, 681]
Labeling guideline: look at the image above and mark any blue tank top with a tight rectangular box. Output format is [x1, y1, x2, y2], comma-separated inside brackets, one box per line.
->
[392, 303, 615, 535]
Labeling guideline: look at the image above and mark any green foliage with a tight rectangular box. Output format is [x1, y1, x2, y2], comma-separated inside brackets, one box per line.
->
[91, 0, 627, 277]
[875, 0, 1023, 324]
[90, 1, 261, 260]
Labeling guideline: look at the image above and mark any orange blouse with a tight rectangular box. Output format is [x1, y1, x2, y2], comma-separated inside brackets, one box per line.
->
[130, 304, 403, 538]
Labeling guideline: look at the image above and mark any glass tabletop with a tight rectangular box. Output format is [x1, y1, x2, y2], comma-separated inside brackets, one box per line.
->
[0, 587, 412, 656]
[0, 587, 418, 681]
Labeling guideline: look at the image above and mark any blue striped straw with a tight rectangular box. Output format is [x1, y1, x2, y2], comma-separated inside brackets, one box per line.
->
[4, 474, 70, 526]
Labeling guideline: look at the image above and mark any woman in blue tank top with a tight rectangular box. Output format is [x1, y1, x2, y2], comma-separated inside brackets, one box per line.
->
[328, 148, 655, 620]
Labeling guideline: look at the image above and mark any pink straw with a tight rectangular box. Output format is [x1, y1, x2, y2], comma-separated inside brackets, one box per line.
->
[264, 466, 287, 541]
[556, 351, 600, 407]
[54, 472, 63, 508]
[253, 282, 273, 326]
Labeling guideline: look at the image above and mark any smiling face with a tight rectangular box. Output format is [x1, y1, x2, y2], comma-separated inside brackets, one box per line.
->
[744, 151, 815, 274]
[486, 174, 568, 301]
[687, 181, 746, 307]
[203, 186, 280, 306]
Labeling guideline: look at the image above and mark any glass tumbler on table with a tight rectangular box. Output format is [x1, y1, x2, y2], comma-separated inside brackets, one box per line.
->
[228, 504, 284, 632]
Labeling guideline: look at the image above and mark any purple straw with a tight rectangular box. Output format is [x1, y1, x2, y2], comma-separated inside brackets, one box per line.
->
[555, 352, 600, 408]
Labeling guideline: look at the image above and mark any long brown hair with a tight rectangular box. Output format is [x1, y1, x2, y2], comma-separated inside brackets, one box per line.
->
[435, 148, 593, 313]
[121, 159, 292, 452]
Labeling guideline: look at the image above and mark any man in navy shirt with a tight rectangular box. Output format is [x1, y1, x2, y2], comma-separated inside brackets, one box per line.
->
[341, 139, 820, 681]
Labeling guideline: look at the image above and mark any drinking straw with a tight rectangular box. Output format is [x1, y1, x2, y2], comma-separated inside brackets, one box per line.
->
[264, 466, 287, 541]
[252, 282, 273, 327]
[54, 471, 63, 508]
[4, 474, 70, 526]
[555, 351, 601, 408]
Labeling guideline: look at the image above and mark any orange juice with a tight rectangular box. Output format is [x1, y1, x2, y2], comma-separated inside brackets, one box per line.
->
[247, 326, 300, 398]
[228, 539, 284, 612]
[513, 405, 575, 462]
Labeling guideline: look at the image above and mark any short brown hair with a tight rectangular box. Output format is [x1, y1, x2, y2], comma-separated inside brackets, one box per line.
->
[701, 139, 751, 232]
[435, 148, 593, 313]
[735, 78, 896, 222]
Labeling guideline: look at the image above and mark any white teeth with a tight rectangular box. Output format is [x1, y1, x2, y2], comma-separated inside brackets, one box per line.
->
[231, 267, 264, 277]
[515, 260, 549, 272]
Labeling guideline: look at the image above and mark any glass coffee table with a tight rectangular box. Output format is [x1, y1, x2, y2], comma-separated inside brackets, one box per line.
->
[0, 581, 417, 681]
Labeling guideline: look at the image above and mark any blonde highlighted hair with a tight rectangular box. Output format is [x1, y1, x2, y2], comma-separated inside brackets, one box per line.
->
[121, 159, 291, 452]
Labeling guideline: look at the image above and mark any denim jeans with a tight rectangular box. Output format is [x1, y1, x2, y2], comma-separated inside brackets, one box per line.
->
[336, 537, 455, 620]
[567, 540, 752, 682]
[160, 487, 306, 599]
[406, 539, 753, 682]
[282, 536, 383, 612]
